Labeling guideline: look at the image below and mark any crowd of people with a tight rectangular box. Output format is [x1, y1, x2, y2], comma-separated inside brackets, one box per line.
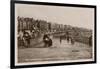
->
[59, 31, 75, 45]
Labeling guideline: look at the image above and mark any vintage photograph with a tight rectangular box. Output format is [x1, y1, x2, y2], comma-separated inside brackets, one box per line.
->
[14, 2, 95, 66]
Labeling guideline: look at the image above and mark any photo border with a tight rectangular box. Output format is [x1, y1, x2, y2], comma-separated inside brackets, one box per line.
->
[10, 0, 97, 69]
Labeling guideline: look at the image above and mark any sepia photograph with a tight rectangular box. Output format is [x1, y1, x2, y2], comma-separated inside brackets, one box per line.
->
[11, 0, 96, 68]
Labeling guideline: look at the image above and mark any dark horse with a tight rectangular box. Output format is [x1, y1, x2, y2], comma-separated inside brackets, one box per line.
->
[23, 31, 31, 48]
[43, 34, 52, 47]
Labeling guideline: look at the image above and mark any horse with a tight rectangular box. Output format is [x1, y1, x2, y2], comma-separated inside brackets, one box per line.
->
[43, 33, 52, 47]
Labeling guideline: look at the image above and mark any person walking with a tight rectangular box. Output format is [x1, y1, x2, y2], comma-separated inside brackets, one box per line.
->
[89, 35, 92, 46]
[48, 34, 53, 47]
[60, 35, 62, 44]
[66, 31, 70, 43]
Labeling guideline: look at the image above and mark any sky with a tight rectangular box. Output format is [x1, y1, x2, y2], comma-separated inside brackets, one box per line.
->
[15, 4, 94, 29]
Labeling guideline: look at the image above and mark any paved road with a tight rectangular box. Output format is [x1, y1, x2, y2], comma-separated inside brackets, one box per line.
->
[18, 37, 92, 63]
